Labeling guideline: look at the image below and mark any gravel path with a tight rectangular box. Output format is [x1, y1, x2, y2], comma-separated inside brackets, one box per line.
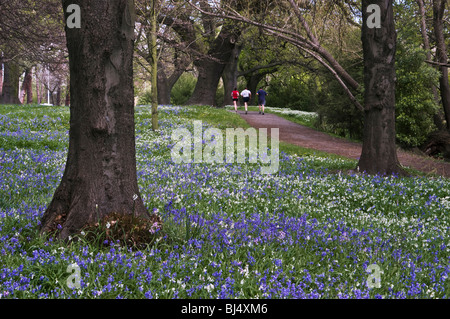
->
[236, 110, 450, 178]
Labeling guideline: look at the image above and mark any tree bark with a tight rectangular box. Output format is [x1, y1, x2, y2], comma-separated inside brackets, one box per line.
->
[0, 58, 3, 97]
[433, 0, 450, 130]
[35, 66, 41, 104]
[157, 63, 171, 105]
[65, 85, 70, 106]
[20, 68, 33, 104]
[151, 0, 159, 130]
[187, 23, 240, 106]
[157, 54, 191, 105]
[40, 0, 150, 239]
[26, 68, 33, 104]
[0, 61, 22, 104]
[358, 0, 406, 176]
[222, 44, 242, 106]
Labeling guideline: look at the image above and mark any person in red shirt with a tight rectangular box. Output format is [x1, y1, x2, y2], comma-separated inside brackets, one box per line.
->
[231, 88, 240, 112]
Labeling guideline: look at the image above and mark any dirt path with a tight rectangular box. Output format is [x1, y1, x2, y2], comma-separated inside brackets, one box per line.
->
[237, 110, 450, 178]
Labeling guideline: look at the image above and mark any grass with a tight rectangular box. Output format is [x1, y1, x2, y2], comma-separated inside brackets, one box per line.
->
[0, 104, 450, 299]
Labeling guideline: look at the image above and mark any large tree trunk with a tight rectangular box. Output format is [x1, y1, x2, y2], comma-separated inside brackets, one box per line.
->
[0, 61, 22, 104]
[358, 0, 406, 176]
[26, 68, 33, 104]
[40, 0, 150, 239]
[222, 44, 242, 106]
[187, 23, 240, 106]
[433, 0, 450, 130]
[187, 58, 227, 106]
[157, 55, 191, 105]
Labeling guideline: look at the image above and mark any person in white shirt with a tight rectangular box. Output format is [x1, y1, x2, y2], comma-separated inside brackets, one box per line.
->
[240, 88, 251, 114]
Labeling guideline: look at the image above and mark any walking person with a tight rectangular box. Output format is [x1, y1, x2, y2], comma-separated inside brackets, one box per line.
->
[240, 87, 251, 114]
[256, 88, 268, 115]
[231, 88, 240, 112]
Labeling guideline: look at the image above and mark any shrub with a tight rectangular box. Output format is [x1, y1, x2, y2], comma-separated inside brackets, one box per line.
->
[266, 73, 319, 111]
[171, 73, 197, 105]
[395, 45, 440, 148]
[137, 89, 153, 105]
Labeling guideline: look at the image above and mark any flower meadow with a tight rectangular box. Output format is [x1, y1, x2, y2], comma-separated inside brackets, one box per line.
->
[1, 104, 450, 300]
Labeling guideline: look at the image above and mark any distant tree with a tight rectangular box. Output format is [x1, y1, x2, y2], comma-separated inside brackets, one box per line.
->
[19, 67, 33, 104]
[0, 0, 66, 105]
[135, 0, 193, 105]
[0, 61, 21, 104]
[157, 1, 242, 106]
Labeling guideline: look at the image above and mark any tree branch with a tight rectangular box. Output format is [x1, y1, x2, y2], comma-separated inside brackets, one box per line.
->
[425, 60, 450, 67]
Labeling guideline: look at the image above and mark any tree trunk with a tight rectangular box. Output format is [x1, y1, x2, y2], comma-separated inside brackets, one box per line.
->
[358, 0, 406, 176]
[0, 61, 21, 104]
[416, 0, 445, 130]
[20, 68, 33, 104]
[151, 0, 159, 131]
[56, 85, 61, 106]
[222, 44, 242, 106]
[433, 0, 450, 130]
[246, 73, 266, 106]
[65, 85, 70, 106]
[40, 0, 150, 239]
[187, 23, 240, 106]
[35, 67, 41, 104]
[157, 63, 171, 105]
[157, 55, 190, 105]
[187, 57, 227, 106]
[0, 59, 3, 97]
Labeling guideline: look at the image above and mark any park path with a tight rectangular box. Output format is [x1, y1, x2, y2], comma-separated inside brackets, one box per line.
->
[236, 110, 450, 178]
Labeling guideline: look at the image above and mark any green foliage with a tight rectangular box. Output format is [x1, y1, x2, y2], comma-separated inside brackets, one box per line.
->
[315, 83, 364, 140]
[137, 89, 153, 105]
[215, 83, 225, 107]
[266, 72, 320, 111]
[395, 45, 440, 148]
[308, 24, 365, 140]
[170, 73, 197, 105]
[314, 55, 364, 140]
[392, 1, 440, 148]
